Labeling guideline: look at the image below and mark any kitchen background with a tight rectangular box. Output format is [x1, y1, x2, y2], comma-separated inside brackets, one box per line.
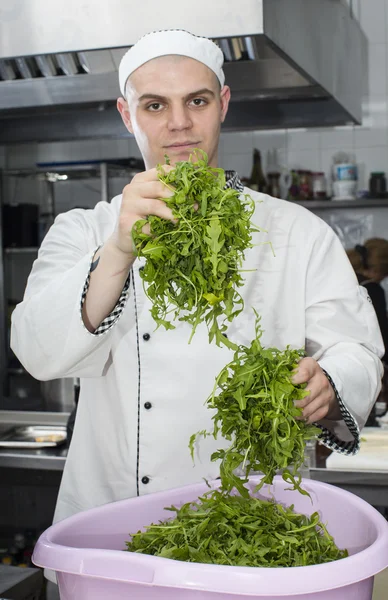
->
[2, 1, 388, 598]
[1, 2, 388, 236]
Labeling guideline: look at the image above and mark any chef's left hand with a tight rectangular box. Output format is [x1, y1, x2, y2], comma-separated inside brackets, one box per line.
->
[292, 357, 342, 424]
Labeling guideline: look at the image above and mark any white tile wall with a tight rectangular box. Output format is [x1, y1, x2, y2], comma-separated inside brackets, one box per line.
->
[356, 146, 388, 188]
[286, 129, 320, 152]
[360, 0, 386, 44]
[320, 127, 354, 150]
[367, 44, 387, 97]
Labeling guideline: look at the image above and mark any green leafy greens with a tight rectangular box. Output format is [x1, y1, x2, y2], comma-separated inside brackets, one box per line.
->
[126, 490, 347, 567]
[190, 313, 321, 497]
[126, 160, 346, 569]
[132, 149, 259, 348]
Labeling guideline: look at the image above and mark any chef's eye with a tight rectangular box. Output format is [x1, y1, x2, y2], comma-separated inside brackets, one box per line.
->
[147, 103, 163, 112]
[190, 98, 207, 107]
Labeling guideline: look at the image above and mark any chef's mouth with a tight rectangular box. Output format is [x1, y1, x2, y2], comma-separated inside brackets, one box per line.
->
[164, 142, 201, 149]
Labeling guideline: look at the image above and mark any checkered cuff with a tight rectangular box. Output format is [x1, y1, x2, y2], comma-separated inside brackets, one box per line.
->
[315, 369, 360, 455]
[81, 249, 131, 335]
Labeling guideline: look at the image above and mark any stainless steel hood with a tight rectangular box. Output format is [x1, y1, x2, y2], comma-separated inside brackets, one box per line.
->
[0, 0, 367, 143]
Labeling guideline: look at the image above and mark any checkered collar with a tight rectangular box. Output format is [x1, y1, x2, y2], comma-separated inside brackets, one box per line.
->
[224, 170, 244, 193]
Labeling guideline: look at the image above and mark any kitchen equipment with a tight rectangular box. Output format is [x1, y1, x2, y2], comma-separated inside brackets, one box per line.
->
[0, 59, 17, 80]
[40, 378, 78, 413]
[369, 172, 387, 197]
[33, 475, 388, 600]
[0, 425, 67, 448]
[0, 0, 367, 138]
[2, 204, 39, 248]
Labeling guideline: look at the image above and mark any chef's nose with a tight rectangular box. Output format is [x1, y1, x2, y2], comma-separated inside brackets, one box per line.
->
[167, 103, 192, 131]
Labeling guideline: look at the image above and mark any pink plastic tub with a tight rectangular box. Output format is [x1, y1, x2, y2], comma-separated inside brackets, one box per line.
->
[33, 476, 388, 599]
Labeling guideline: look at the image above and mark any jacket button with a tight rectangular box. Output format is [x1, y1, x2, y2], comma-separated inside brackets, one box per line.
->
[143, 333, 151, 341]
[144, 402, 152, 410]
[141, 476, 150, 485]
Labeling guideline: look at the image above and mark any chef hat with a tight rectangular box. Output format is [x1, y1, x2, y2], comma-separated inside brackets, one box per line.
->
[119, 29, 225, 96]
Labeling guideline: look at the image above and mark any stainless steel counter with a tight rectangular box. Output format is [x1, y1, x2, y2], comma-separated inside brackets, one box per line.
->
[1, 412, 388, 504]
[0, 410, 69, 470]
[0, 445, 68, 470]
[310, 467, 388, 507]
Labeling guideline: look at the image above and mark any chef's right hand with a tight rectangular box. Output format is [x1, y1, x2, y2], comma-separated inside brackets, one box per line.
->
[107, 166, 175, 257]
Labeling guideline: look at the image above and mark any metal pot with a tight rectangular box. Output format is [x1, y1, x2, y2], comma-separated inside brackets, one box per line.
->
[40, 377, 78, 412]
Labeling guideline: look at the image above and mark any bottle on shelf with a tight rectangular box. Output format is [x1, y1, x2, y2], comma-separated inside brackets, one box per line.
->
[287, 170, 300, 200]
[249, 149, 267, 193]
[298, 170, 313, 200]
[266, 148, 281, 198]
[267, 172, 281, 199]
[312, 172, 327, 199]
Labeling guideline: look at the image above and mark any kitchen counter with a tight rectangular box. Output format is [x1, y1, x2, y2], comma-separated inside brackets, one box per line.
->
[310, 429, 388, 507]
[0, 410, 69, 470]
[0, 444, 68, 470]
[1, 413, 388, 508]
[0, 564, 43, 599]
[310, 467, 388, 507]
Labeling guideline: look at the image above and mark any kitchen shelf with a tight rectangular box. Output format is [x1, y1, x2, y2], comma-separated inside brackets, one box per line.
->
[4, 247, 39, 254]
[290, 198, 388, 210]
[8, 367, 26, 376]
[0, 160, 143, 406]
[3, 160, 143, 182]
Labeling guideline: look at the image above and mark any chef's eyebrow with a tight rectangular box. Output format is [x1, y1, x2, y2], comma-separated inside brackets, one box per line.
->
[138, 88, 216, 103]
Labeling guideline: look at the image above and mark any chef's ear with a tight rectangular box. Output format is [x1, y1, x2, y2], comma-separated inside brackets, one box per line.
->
[220, 85, 231, 124]
[117, 97, 134, 135]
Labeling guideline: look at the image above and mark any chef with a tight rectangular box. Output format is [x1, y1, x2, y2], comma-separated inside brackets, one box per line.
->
[11, 29, 383, 552]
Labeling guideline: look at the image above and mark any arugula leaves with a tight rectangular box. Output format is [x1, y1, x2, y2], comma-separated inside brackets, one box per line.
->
[126, 490, 348, 567]
[132, 150, 259, 348]
[191, 313, 321, 498]
[126, 159, 345, 569]
[125, 314, 344, 569]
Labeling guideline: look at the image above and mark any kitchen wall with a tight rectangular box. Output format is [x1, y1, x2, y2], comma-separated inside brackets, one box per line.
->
[2, 0, 388, 236]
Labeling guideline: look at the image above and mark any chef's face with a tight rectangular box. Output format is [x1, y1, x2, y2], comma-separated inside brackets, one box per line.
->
[117, 55, 230, 169]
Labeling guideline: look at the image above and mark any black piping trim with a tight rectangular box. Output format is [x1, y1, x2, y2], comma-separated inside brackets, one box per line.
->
[131, 268, 142, 496]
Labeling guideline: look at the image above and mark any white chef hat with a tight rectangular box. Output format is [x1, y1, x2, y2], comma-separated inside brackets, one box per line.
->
[119, 29, 225, 96]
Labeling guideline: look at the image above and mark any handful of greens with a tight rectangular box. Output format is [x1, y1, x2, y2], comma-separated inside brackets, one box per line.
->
[191, 313, 320, 497]
[132, 150, 258, 348]
[126, 490, 347, 568]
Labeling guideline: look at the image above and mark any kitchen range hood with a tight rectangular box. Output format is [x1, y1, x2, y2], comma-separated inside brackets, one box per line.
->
[0, 0, 367, 143]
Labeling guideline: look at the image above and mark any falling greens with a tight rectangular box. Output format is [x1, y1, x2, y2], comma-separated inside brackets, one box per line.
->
[190, 312, 321, 497]
[126, 490, 348, 568]
[125, 315, 343, 569]
[132, 149, 259, 348]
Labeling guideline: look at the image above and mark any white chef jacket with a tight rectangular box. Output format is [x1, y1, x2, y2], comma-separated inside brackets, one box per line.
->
[11, 188, 384, 530]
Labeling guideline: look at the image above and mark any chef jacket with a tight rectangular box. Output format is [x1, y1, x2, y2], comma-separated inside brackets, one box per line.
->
[11, 178, 384, 534]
